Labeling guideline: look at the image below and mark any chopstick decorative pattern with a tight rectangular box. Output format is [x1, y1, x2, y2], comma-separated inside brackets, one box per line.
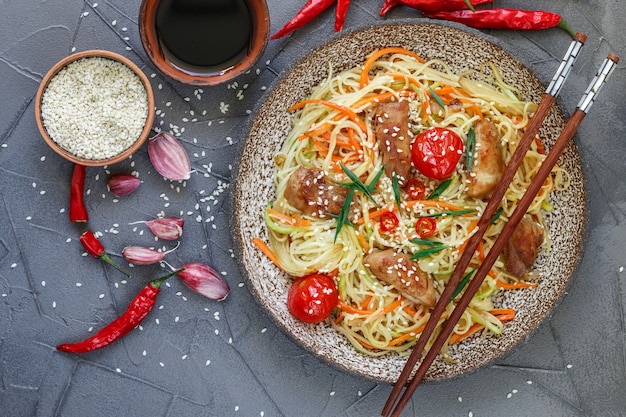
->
[383, 37, 620, 417]
[546, 34, 585, 96]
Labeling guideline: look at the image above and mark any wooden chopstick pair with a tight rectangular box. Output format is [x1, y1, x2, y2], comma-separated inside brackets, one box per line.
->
[383, 33, 619, 417]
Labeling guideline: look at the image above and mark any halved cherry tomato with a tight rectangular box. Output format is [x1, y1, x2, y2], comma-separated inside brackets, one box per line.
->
[380, 211, 399, 232]
[411, 127, 464, 179]
[287, 273, 338, 323]
[406, 178, 426, 200]
[416, 217, 437, 238]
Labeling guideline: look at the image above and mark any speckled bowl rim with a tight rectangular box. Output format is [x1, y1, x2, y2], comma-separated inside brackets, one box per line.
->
[34, 49, 155, 167]
[232, 21, 585, 383]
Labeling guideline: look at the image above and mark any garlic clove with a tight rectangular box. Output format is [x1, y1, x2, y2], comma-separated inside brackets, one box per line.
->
[176, 263, 230, 300]
[129, 217, 184, 240]
[148, 132, 191, 181]
[146, 217, 184, 240]
[107, 173, 141, 197]
[122, 246, 165, 265]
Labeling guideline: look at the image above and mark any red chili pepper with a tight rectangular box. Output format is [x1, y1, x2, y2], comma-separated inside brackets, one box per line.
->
[57, 269, 183, 353]
[380, 0, 492, 17]
[416, 217, 437, 238]
[335, 0, 351, 32]
[80, 230, 131, 277]
[422, 9, 575, 37]
[406, 178, 426, 200]
[380, 211, 400, 232]
[270, 0, 336, 40]
[69, 164, 88, 222]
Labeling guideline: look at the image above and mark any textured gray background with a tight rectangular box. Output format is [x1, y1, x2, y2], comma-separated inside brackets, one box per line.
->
[1, 0, 625, 416]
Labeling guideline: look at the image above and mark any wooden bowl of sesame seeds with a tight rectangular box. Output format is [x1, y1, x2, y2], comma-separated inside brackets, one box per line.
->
[35, 50, 155, 166]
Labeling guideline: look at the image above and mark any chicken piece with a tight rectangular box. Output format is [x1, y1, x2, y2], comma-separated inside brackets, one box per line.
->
[364, 249, 436, 308]
[503, 216, 545, 278]
[284, 166, 348, 218]
[467, 119, 505, 199]
[374, 101, 412, 185]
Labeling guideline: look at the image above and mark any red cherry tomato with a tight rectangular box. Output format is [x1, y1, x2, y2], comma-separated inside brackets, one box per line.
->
[416, 217, 437, 238]
[287, 273, 338, 323]
[406, 178, 426, 200]
[379, 211, 399, 232]
[411, 127, 464, 179]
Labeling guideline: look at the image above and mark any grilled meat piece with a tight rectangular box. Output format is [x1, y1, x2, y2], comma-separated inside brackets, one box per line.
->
[467, 119, 505, 199]
[374, 101, 412, 185]
[284, 166, 348, 218]
[364, 249, 436, 307]
[503, 216, 545, 278]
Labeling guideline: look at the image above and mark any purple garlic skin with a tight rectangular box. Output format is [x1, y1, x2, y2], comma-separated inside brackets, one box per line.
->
[177, 263, 230, 301]
[107, 173, 140, 197]
[148, 132, 191, 181]
[144, 217, 184, 240]
[122, 246, 166, 265]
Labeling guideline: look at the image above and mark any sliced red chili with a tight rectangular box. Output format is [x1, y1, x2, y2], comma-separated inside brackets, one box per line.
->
[380, 211, 399, 232]
[416, 217, 437, 238]
[406, 178, 426, 200]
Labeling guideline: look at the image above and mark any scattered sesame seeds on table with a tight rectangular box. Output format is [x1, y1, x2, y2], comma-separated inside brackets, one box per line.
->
[0, 0, 625, 416]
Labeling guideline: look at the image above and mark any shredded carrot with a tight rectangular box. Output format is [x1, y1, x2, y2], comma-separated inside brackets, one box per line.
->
[252, 238, 281, 269]
[354, 89, 413, 108]
[334, 315, 344, 325]
[402, 305, 418, 317]
[360, 295, 373, 310]
[457, 219, 479, 255]
[449, 323, 483, 345]
[449, 309, 517, 345]
[495, 279, 539, 290]
[288, 99, 367, 134]
[356, 200, 469, 226]
[477, 240, 497, 278]
[355, 204, 397, 225]
[345, 128, 362, 152]
[355, 230, 371, 253]
[403, 199, 467, 212]
[360, 47, 426, 88]
[458, 98, 484, 120]
[534, 136, 546, 154]
[266, 209, 311, 227]
[434, 85, 455, 98]
[389, 73, 423, 88]
[490, 308, 517, 321]
[338, 301, 375, 315]
[388, 331, 416, 347]
[387, 318, 429, 347]
[380, 297, 403, 315]
[421, 96, 430, 122]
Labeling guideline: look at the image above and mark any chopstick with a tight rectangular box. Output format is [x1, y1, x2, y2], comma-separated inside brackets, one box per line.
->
[381, 32, 588, 417]
[384, 51, 619, 417]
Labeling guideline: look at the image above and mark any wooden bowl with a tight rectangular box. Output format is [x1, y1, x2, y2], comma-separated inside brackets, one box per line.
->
[34, 50, 155, 166]
[138, 0, 270, 86]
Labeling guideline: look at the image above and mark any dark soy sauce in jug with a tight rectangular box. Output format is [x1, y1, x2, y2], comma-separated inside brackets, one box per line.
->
[155, 0, 252, 75]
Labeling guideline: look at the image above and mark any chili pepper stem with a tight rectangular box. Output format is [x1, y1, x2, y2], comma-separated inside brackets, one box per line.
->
[99, 253, 132, 278]
[150, 268, 185, 289]
[558, 18, 575, 38]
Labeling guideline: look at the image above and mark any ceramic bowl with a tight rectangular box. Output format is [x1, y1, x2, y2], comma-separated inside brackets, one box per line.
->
[35, 50, 155, 167]
[233, 23, 586, 383]
[138, 0, 270, 86]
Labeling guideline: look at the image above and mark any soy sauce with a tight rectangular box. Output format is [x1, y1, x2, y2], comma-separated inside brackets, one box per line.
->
[155, 0, 252, 75]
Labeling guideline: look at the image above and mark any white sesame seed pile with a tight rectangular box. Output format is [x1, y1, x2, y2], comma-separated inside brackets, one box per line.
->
[40, 56, 148, 160]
